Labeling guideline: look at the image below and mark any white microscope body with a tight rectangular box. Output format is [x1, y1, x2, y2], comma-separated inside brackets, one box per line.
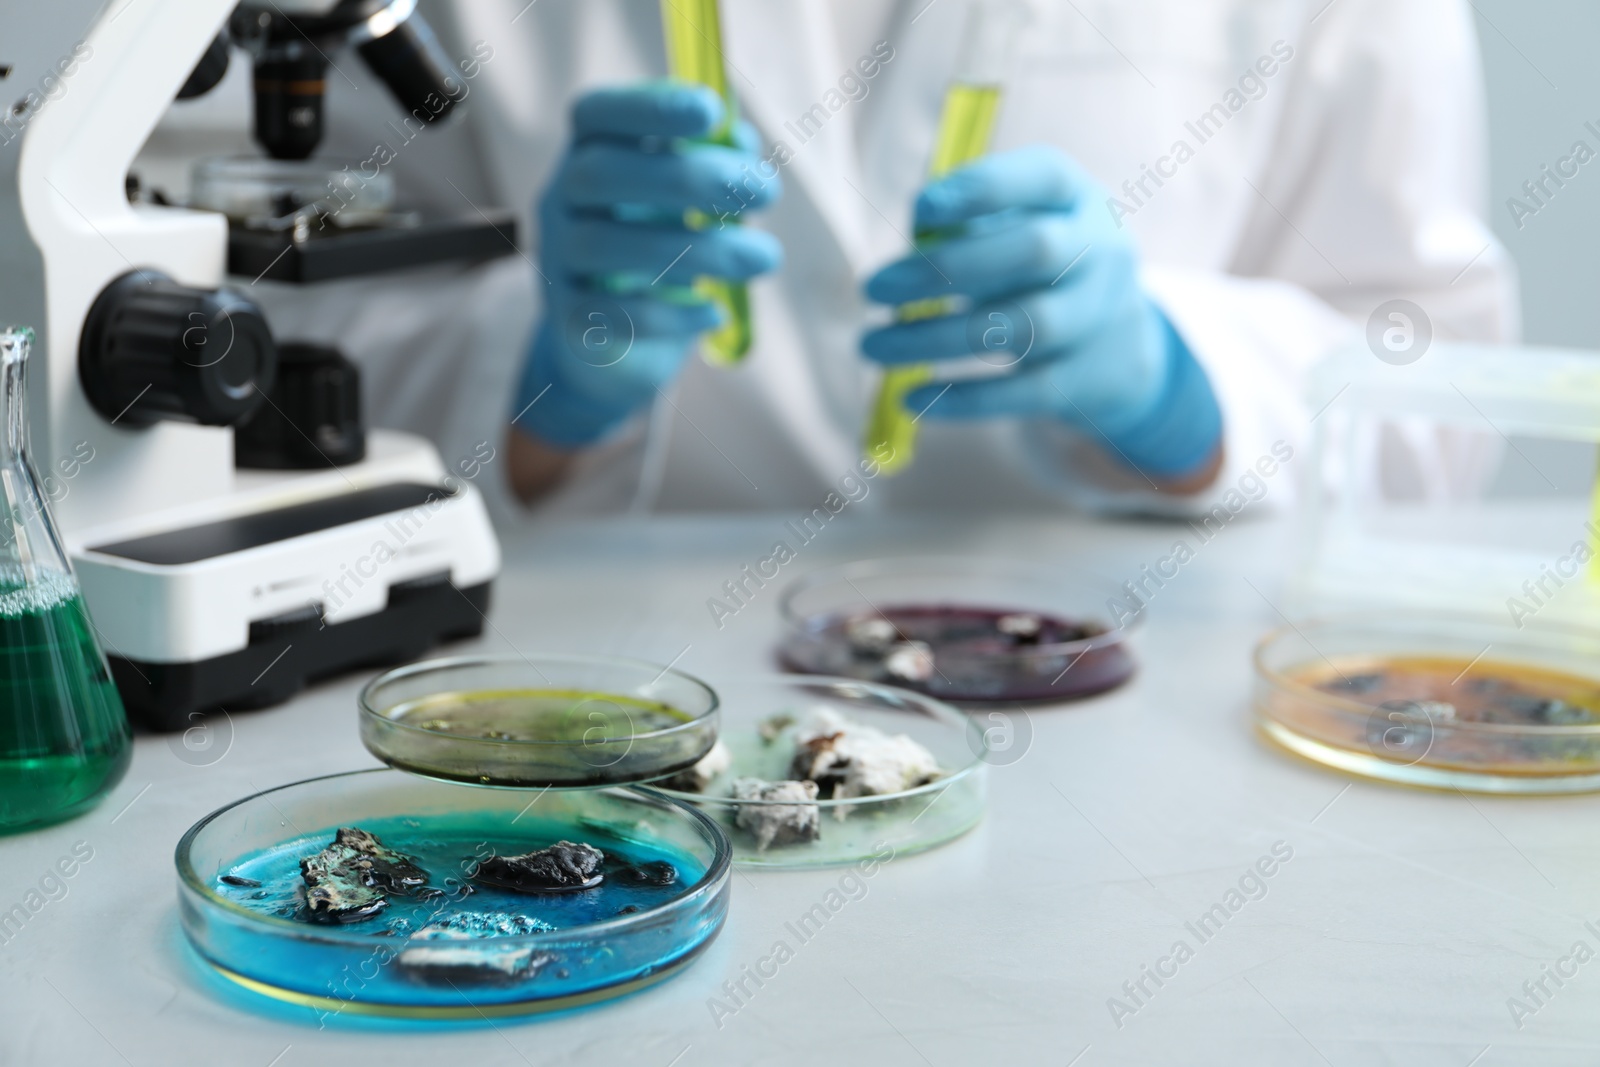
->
[0, 0, 500, 728]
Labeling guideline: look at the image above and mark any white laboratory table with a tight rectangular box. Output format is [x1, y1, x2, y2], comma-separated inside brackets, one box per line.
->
[2, 512, 1596, 1067]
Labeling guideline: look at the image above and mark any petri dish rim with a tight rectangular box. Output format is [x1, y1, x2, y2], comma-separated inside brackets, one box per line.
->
[1253, 611, 1600, 739]
[358, 652, 720, 749]
[173, 768, 732, 946]
[777, 555, 1145, 657]
[649, 673, 985, 810]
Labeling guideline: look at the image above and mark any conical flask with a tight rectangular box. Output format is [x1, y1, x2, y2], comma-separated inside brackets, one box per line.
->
[0, 327, 130, 832]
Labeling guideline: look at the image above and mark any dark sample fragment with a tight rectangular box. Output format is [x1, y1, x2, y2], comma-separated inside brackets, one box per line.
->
[1516, 698, 1594, 726]
[301, 827, 429, 923]
[220, 874, 262, 888]
[474, 840, 605, 893]
[1325, 673, 1384, 695]
[612, 860, 678, 888]
[790, 731, 848, 795]
[616, 904, 643, 915]
[415, 883, 477, 904]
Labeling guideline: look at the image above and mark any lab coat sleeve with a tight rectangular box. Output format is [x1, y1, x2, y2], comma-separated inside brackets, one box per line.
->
[1024, 0, 1519, 517]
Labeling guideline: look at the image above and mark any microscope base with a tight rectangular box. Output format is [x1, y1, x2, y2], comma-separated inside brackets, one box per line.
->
[110, 578, 491, 731]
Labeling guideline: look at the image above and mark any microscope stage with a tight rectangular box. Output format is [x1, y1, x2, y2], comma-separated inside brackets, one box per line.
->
[230, 210, 519, 284]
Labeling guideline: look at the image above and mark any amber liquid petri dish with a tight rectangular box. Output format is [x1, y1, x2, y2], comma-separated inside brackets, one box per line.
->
[1255, 612, 1600, 793]
[360, 655, 719, 788]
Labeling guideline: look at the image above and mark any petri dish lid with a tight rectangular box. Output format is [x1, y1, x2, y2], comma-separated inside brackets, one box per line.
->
[190, 156, 395, 225]
[359, 654, 719, 789]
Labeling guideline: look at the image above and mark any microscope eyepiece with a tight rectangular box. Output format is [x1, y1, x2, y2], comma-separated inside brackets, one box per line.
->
[350, 1, 463, 130]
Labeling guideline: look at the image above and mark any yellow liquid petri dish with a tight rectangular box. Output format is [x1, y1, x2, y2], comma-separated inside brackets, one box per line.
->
[1255, 613, 1600, 793]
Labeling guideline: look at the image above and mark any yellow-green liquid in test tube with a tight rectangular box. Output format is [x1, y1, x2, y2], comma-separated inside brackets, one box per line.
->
[660, 0, 751, 365]
[865, 84, 1002, 473]
[1590, 467, 1600, 582]
[864, 0, 1026, 475]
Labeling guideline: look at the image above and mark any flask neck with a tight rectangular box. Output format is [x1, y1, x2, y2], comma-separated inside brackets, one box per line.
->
[0, 327, 32, 466]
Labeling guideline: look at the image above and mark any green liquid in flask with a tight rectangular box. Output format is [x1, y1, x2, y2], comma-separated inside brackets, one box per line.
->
[660, 0, 752, 365]
[0, 573, 130, 833]
[0, 326, 130, 834]
[867, 83, 1004, 476]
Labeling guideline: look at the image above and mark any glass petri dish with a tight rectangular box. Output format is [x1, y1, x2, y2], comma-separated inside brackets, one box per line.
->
[651, 675, 986, 868]
[175, 769, 730, 1020]
[1255, 611, 1600, 793]
[359, 655, 719, 788]
[778, 556, 1140, 702]
[190, 156, 395, 226]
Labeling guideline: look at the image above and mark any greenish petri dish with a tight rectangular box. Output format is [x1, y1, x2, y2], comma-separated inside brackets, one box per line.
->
[359, 654, 719, 789]
[651, 675, 987, 869]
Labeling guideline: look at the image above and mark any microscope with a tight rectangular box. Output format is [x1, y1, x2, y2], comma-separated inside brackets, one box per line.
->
[0, 0, 504, 730]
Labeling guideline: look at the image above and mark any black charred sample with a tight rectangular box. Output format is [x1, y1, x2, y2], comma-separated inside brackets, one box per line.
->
[611, 860, 678, 887]
[474, 840, 605, 894]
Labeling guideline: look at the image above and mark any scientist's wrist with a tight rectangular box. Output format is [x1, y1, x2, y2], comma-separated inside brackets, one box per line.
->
[507, 426, 577, 505]
[1091, 311, 1223, 486]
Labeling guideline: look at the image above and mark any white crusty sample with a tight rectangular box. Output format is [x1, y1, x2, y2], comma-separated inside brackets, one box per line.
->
[659, 739, 731, 792]
[731, 777, 821, 851]
[788, 706, 942, 806]
[397, 913, 556, 980]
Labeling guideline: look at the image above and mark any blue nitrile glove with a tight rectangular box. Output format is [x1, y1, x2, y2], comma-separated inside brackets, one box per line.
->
[862, 145, 1221, 480]
[512, 83, 782, 448]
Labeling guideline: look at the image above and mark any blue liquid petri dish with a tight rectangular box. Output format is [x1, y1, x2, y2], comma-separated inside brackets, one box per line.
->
[175, 769, 730, 1019]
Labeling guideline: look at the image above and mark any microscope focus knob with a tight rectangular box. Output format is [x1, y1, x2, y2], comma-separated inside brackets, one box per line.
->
[235, 342, 366, 469]
[79, 270, 278, 428]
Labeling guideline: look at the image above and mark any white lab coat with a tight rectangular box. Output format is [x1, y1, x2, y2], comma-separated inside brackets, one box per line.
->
[143, 0, 1516, 522]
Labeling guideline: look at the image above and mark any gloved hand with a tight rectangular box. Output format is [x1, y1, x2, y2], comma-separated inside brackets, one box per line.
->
[512, 83, 782, 448]
[862, 145, 1221, 480]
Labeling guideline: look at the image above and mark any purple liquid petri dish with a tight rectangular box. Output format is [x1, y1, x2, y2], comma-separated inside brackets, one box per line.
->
[778, 559, 1140, 703]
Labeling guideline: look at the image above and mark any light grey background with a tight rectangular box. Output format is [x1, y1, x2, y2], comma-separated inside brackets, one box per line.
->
[1480, 0, 1600, 348]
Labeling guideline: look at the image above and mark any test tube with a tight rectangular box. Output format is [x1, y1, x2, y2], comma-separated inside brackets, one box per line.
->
[1590, 473, 1600, 582]
[660, 0, 752, 366]
[865, 0, 1028, 475]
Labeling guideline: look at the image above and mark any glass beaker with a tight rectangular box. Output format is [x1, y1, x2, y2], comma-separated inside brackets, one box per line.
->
[0, 326, 130, 833]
